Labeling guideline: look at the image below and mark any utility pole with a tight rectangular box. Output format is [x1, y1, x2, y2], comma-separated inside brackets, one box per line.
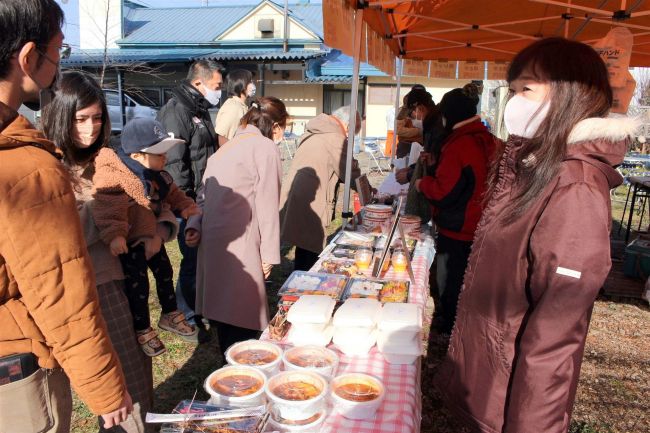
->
[283, 0, 289, 52]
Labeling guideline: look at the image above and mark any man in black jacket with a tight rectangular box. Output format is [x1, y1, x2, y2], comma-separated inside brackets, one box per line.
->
[157, 59, 224, 342]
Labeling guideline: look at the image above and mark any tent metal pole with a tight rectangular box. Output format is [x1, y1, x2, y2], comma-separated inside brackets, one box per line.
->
[342, 6, 364, 218]
[564, 0, 571, 38]
[529, 0, 612, 16]
[390, 56, 402, 166]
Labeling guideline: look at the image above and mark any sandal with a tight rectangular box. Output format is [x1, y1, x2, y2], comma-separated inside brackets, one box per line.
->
[136, 328, 166, 357]
[158, 311, 197, 337]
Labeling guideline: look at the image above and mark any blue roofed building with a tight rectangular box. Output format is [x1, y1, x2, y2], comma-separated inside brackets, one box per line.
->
[59, 0, 467, 136]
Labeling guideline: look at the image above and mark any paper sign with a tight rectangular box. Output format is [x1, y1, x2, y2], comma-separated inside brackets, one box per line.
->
[487, 62, 509, 80]
[403, 59, 429, 77]
[593, 27, 636, 113]
[459, 61, 484, 80]
[430, 61, 456, 79]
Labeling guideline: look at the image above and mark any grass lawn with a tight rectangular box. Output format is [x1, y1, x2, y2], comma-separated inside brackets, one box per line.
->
[70, 187, 649, 433]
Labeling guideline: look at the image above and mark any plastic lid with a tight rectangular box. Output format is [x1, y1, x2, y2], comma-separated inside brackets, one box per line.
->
[377, 303, 422, 332]
[333, 298, 382, 328]
[287, 295, 336, 324]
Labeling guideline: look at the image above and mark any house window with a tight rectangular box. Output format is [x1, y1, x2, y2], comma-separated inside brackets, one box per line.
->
[323, 85, 365, 117]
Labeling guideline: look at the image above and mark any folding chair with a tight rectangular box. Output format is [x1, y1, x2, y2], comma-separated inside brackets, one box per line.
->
[364, 138, 391, 174]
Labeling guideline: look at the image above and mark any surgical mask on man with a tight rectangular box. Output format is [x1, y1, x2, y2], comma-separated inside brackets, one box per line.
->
[24, 55, 60, 112]
[247, 83, 257, 98]
[412, 119, 423, 130]
[504, 94, 550, 138]
[203, 85, 221, 106]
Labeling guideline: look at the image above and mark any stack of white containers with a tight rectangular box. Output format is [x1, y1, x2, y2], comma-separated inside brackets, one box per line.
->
[286, 295, 335, 346]
[376, 303, 422, 364]
[332, 298, 382, 356]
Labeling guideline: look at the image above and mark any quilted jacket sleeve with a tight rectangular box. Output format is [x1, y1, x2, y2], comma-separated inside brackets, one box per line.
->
[0, 157, 126, 415]
[503, 180, 612, 433]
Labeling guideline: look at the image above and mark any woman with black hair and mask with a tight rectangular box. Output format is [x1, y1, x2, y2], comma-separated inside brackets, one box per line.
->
[42, 70, 153, 433]
[216, 69, 256, 146]
[415, 83, 498, 336]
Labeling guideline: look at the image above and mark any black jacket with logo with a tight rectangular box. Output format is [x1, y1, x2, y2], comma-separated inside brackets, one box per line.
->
[157, 81, 217, 199]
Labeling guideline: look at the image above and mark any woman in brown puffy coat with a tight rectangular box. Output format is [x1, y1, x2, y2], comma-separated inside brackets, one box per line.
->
[435, 38, 639, 433]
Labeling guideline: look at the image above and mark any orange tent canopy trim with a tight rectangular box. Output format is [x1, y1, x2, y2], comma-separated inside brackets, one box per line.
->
[325, 0, 650, 69]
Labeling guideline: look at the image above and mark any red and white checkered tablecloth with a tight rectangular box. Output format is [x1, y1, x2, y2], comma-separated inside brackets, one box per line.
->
[261, 235, 435, 433]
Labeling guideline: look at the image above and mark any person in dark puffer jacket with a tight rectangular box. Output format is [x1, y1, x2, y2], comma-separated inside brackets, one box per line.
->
[157, 60, 224, 342]
[415, 84, 499, 334]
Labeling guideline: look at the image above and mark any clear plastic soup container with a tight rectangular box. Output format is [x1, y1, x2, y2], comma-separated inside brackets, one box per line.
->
[330, 373, 385, 420]
[377, 332, 422, 365]
[283, 345, 340, 379]
[287, 295, 336, 325]
[266, 409, 327, 433]
[333, 298, 382, 328]
[204, 365, 267, 408]
[265, 370, 328, 422]
[225, 340, 283, 377]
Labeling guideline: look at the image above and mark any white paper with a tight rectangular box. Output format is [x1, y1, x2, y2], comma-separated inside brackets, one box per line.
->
[378, 173, 409, 196]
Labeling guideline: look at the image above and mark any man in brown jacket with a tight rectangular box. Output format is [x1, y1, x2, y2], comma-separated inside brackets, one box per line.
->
[0, 1, 131, 431]
[280, 106, 361, 271]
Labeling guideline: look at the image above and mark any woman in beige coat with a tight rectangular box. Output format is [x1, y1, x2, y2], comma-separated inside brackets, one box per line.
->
[186, 97, 287, 354]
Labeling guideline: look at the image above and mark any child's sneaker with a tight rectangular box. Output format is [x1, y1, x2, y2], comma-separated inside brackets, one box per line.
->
[158, 311, 197, 337]
[136, 328, 166, 357]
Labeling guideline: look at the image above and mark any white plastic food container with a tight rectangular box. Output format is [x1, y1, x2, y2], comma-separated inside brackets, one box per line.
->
[225, 340, 283, 377]
[377, 332, 422, 365]
[287, 295, 336, 325]
[333, 298, 382, 328]
[287, 324, 334, 347]
[266, 410, 327, 432]
[283, 345, 339, 379]
[377, 303, 422, 345]
[265, 370, 328, 422]
[333, 329, 377, 357]
[330, 373, 385, 420]
[204, 365, 266, 408]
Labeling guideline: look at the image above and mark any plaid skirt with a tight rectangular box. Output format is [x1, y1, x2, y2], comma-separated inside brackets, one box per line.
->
[97, 280, 155, 433]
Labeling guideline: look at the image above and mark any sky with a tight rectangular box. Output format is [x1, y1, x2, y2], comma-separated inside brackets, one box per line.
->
[56, 0, 321, 47]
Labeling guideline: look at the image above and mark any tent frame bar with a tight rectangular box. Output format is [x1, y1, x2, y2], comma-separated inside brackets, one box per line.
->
[342, 6, 364, 218]
[390, 57, 403, 166]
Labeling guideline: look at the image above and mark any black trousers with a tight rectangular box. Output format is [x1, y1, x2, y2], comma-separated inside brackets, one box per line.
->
[210, 320, 261, 357]
[436, 233, 472, 334]
[294, 246, 320, 271]
[119, 243, 177, 331]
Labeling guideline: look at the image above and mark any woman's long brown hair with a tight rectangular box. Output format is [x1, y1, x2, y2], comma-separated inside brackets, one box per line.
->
[495, 37, 612, 222]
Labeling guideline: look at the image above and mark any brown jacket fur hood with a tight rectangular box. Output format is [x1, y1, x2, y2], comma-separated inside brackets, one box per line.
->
[435, 115, 637, 433]
[0, 102, 127, 414]
[92, 147, 193, 244]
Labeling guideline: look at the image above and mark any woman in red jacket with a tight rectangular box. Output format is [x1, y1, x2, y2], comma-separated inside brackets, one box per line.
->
[435, 38, 638, 433]
[415, 84, 497, 335]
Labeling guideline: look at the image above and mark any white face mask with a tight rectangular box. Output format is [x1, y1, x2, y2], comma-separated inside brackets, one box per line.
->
[412, 119, 423, 130]
[74, 122, 102, 148]
[504, 94, 550, 138]
[247, 83, 256, 98]
[202, 85, 221, 106]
